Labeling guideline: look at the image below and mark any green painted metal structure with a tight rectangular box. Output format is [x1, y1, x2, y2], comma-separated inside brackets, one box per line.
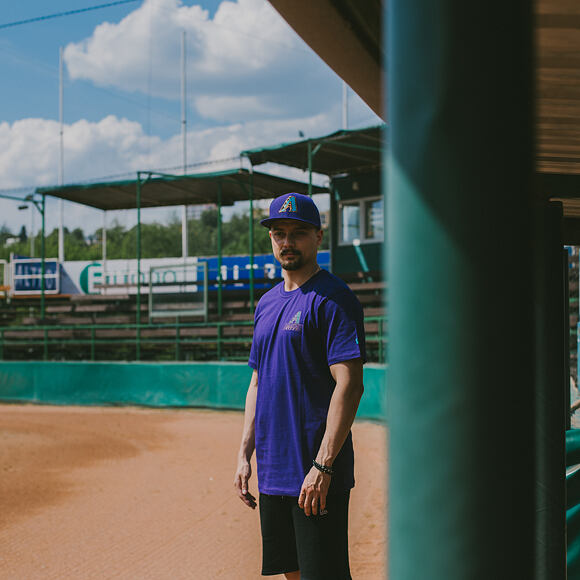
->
[387, 1, 538, 579]
[33, 169, 324, 360]
[0, 316, 387, 365]
[0, 361, 387, 421]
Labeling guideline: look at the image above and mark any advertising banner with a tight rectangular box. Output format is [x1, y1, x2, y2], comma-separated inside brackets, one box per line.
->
[12, 257, 60, 295]
[59, 251, 331, 295]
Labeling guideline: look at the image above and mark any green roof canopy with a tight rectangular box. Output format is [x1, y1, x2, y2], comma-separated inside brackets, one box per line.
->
[35, 168, 326, 211]
[242, 125, 385, 177]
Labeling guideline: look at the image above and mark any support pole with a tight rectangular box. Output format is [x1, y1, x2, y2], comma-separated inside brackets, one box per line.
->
[217, 182, 223, 319]
[307, 143, 321, 199]
[30, 206, 35, 257]
[58, 46, 65, 264]
[535, 201, 567, 578]
[40, 195, 46, 323]
[386, 2, 535, 579]
[102, 211, 107, 295]
[342, 81, 348, 130]
[181, 30, 189, 261]
[136, 174, 142, 361]
[307, 141, 312, 197]
[249, 170, 255, 313]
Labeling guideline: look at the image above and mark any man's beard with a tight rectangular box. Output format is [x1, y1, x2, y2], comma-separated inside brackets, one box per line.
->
[280, 250, 304, 271]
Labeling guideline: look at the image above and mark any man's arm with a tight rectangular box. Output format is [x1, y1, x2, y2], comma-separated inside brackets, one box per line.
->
[233, 369, 258, 509]
[298, 358, 364, 516]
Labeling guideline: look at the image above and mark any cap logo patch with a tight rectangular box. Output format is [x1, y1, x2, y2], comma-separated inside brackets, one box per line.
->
[278, 195, 297, 214]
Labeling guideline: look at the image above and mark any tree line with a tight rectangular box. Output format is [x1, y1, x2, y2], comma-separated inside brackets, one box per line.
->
[0, 208, 329, 261]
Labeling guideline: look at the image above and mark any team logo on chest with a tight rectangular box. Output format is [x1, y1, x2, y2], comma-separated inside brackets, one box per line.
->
[284, 310, 303, 332]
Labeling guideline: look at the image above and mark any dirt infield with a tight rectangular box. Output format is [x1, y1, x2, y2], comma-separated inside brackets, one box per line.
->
[0, 405, 386, 579]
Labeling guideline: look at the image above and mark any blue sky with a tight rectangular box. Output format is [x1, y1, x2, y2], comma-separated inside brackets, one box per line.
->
[0, 0, 381, 237]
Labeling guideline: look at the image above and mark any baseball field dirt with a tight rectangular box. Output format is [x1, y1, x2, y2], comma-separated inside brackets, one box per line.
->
[0, 404, 386, 579]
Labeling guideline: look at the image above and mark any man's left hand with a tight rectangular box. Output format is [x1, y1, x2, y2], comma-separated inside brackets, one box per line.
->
[298, 466, 331, 516]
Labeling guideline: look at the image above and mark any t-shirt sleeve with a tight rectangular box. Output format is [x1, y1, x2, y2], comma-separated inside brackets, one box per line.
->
[248, 349, 258, 370]
[248, 303, 260, 369]
[321, 290, 367, 366]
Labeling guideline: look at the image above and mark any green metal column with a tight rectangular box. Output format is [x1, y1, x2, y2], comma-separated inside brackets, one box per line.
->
[136, 174, 142, 361]
[307, 141, 312, 197]
[217, 182, 223, 318]
[535, 202, 566, 578]
[40, 194, 46, 321]
[249, 171, 255, 313]
[386, 3, 535, 579]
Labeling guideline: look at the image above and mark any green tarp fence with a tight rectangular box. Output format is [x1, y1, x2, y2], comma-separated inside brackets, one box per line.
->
[0, 362, 387, 421]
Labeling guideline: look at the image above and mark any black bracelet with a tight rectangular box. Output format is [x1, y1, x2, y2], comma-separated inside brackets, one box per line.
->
[312, 459, 334, 476]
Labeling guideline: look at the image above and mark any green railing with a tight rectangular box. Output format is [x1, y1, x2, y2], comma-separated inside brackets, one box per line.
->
[0, 316, 387, 364]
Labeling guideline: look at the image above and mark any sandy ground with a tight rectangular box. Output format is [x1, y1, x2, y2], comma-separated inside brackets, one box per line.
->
[0, 405, 386, 579]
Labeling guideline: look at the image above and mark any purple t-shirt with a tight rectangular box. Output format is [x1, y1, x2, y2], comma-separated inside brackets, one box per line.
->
[248, 269, 366, 496]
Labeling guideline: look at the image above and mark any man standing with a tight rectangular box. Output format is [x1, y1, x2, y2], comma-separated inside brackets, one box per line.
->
[234, 193, 366, 580]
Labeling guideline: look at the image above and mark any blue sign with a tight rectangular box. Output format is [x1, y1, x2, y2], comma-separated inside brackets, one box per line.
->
[199, 251, 330, 291]
[12, 258, 60, 294]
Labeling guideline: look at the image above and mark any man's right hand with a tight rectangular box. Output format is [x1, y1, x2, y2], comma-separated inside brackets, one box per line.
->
[234, 459, 257, 509]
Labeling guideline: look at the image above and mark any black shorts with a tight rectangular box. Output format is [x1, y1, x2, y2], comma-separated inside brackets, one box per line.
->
[258, 491, 351, 579]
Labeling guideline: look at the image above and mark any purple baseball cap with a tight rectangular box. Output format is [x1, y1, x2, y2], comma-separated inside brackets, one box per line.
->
[260, 193, 321, 229]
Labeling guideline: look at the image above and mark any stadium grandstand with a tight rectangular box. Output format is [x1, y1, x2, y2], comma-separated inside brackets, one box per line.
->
[0, 126, 386, 365]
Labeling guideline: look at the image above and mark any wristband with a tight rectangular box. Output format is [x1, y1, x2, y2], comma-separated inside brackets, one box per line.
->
[312, 459, 334, 476]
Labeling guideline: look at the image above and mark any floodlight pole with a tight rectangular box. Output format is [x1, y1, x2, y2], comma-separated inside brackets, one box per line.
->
[181, 30, 189, 261]
[58, 46, 65, 264]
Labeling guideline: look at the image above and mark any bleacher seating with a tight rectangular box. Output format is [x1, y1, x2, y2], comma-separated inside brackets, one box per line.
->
[0, 272, 387, 363]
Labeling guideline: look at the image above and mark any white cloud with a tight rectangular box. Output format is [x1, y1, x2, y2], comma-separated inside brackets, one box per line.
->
[64, 0, 341, 122]
[0, 107, 340, 235]
[0, 0, 382, 238]
[195, 95, 278, 122]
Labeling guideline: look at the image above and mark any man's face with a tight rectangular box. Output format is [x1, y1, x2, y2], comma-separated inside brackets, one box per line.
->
[269, 220, 323, 271]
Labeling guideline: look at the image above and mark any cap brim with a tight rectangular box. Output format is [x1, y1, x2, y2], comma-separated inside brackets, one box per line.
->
[260, 216, 321, 229]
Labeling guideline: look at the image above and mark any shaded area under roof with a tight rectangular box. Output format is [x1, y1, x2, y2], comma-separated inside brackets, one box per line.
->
[35, 168, 326, 211]
[243, 125, 384, 177]
[265, 1, 580, 201]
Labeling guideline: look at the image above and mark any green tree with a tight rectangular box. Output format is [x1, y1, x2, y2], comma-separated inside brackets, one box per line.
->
[222, 213, 273, 256]
[187, 209, 219, 257]
[116, 222, 181, 259]
[0, 225, 13, 246]
[0, 208, 330, 263]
